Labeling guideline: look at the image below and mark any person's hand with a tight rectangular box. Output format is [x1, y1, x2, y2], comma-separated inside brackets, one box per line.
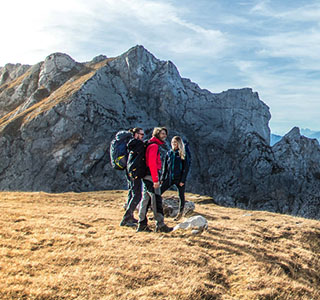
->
[153, 181, 160, 189]
[179, 182, 185, 187]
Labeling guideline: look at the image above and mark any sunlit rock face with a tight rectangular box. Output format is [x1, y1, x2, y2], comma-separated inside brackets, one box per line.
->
[38, 52, 84, 92]
[0, 63, 31, 86]
[1, 45, 319, 219]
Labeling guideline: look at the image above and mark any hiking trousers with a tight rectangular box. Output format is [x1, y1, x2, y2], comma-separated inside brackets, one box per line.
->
[124, 172, 142, 220]
[138, 177, 164, 227]
[161, 178, 185, 213]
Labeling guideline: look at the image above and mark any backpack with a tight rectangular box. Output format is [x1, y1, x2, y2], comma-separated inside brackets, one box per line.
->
[110, 130, 133, 170]
[127, 139, 156, 179]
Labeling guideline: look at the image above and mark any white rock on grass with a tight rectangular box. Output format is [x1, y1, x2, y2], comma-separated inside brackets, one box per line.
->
[173, 215, 208, 235]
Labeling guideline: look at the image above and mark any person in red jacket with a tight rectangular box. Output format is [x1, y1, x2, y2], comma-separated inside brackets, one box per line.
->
[136, 127, 173, 233]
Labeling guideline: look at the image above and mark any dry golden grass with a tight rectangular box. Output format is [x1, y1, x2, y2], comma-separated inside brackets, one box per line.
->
[0, 69, 32, 92]
[1, 190, 320, 300]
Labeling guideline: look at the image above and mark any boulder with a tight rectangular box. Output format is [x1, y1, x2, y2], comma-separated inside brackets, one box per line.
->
[173, 215, 208, 234]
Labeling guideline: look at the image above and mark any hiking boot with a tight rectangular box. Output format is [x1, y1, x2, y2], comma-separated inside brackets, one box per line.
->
[130, 217, 138, 224]
[174, 212, 183, 221]
[136, 225, 152, 233]
[119, 218, 137, 227]
[155, 224, 173, 233]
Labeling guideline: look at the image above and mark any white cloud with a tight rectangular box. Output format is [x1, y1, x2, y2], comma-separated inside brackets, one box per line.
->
[0, 0, 93, 64]
[250, 0, 271, 14]
[90, 0, 230, 57]
[0, 0, 230, 65]
[258, 30, 320, 62]
[253, 2, 320, 22]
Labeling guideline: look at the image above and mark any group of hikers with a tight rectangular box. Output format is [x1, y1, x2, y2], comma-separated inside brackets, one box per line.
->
[110, 127, 191, 233]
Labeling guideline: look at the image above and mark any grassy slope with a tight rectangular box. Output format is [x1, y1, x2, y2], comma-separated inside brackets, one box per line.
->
[1, 190, 320, 300]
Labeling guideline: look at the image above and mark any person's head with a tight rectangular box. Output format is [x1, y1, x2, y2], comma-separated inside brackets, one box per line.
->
[171, 136, 185, 160]
[129, 127, 144, 141]
[152, 127, 168, 142]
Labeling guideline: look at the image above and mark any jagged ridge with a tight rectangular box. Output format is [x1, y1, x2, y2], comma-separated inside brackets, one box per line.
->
[0, 45, 320, 220]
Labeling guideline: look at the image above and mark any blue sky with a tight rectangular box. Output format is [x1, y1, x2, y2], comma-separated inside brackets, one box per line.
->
[1, 0, 319, 135]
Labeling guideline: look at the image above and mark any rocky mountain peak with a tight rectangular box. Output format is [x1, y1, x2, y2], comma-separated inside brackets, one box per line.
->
[0, 63, 31, 86]
[283, 126, 301, 139]
[0, 46, 320, 220]
[38, 52, 84, 92]
[91, 54, 108, 64]
[119, 45, 181, 85]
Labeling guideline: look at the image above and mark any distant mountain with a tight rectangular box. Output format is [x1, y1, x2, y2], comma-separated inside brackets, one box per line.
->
[271, 129, 320, 146]
[301, 128, 320, 141]
[270, 133, 282, 146]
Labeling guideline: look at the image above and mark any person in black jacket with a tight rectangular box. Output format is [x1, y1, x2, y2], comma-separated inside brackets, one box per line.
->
[160, 136, 191, 221]
[120, 127, 145, 227]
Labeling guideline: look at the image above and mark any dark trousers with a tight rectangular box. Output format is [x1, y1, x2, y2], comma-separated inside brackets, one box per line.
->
[161, 178, 185, 213]
[123, 171, 142, 220]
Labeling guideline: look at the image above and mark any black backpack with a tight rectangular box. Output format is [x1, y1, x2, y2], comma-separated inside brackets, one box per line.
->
[110, 130, 132, 170]
[127, 139, 156, 179]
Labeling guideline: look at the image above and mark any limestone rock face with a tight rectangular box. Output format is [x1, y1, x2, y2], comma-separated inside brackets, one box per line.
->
[271, 127, 320, 219]
[38, 53, 84, 92]
[0, 63, 31, 86]
[0, 63, 35, 118]
[0, 45, 320, 220]
[91, 55, 108, 64]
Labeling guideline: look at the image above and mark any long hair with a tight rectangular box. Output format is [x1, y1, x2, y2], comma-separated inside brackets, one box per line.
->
[152, 127, 168, 139]
[171, 136, 185, 160]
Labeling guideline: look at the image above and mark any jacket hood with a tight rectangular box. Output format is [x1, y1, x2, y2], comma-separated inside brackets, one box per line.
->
[149, 136, 164, 145]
